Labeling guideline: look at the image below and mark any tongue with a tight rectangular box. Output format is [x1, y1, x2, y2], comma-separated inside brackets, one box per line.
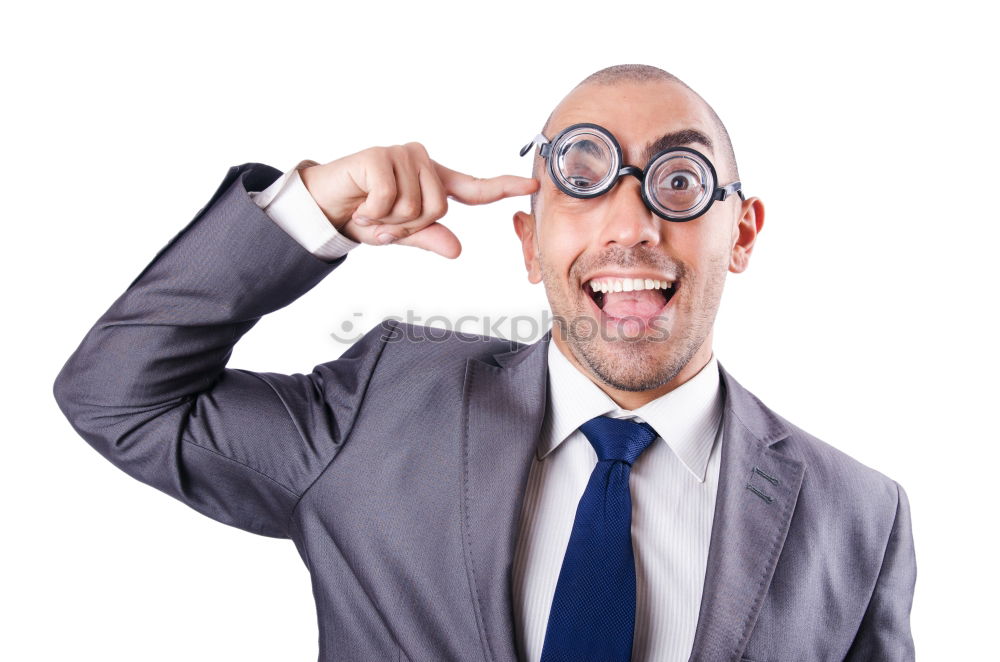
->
[602, 289, 666, 320]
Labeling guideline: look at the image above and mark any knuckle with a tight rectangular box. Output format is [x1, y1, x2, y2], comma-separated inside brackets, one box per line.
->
[360, 146, 393, 174]
[404, 141, 429, 158]
[395, 200, 420, 220]
[367, 185, 396, 212]
[425, 197, 448, 220]
[373, 178, 397, 198]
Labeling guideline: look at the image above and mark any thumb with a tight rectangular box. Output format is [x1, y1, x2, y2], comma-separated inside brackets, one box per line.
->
[393, 221, 463, 259]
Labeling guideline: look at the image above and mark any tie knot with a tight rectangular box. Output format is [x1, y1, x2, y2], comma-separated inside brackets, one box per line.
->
[579, 415, 658, 466]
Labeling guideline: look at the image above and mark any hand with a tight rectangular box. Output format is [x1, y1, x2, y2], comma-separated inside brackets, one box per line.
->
[299, 142, 539, 259]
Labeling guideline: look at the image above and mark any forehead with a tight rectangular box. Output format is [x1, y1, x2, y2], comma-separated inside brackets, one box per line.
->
[546, 80, 717, 162]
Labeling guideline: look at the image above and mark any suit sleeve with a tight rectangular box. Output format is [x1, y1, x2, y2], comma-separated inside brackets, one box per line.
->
[845, 480, 918, 661]
[52, 163, 391, 539]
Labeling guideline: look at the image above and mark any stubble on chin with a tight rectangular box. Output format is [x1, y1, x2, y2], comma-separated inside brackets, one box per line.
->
[570, 318, 699, 393]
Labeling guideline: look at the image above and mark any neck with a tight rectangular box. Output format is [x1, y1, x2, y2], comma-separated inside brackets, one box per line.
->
[552, 330, 714, 410]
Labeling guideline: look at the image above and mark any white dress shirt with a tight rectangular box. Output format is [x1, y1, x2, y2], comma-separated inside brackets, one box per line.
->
[251, 164, 725, 662]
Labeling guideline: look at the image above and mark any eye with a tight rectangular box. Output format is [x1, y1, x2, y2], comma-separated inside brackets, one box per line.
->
[653, 166, 706, 211]
[663, 170, 698, 191]
[567, 173, 600, 187]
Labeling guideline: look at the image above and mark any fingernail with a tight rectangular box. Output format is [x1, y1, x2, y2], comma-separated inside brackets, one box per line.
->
[354, 215, 372, 226]
[376, 232, 395, 245]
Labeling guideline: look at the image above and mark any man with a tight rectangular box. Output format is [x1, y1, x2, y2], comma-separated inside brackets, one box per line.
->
[53, 64, 916, 661]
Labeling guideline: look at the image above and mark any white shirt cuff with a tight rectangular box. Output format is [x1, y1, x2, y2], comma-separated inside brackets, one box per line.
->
[250, 159, 360, 261]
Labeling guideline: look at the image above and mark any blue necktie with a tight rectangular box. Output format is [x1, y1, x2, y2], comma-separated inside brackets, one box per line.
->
[540, 415, 659, 662]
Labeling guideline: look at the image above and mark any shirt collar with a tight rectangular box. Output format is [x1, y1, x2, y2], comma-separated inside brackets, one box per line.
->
[540, 340, 723, 482]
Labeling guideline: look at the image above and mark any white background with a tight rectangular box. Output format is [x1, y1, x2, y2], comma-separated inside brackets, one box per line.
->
[3, 0, 997, 659]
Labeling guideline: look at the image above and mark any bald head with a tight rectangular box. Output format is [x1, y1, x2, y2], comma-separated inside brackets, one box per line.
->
[530, 64, 740, 214]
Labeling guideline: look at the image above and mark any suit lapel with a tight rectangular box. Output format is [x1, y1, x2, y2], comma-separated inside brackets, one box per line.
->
[460, 333, 550, 662]
[687, 362, 805, 662]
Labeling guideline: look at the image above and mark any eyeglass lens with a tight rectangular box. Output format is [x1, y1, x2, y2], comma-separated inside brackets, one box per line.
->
[554, 130, 616, 192]
[645, 153, 711, 215]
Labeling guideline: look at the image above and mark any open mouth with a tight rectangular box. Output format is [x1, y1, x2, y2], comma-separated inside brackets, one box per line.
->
[583, 276, 678, 325]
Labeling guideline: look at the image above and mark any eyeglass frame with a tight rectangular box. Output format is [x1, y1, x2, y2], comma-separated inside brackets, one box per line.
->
[519, 122, 745, 222]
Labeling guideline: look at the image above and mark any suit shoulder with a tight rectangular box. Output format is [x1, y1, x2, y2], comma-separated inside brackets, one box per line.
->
[722, 369, 902, 509]
[772, 408, 902, 509]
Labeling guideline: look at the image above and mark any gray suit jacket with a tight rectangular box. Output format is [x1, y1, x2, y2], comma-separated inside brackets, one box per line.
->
[53, 163, 916, 662]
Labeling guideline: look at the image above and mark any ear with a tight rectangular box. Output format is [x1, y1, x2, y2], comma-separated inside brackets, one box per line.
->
[729, 196, 765, 274]
[513, 210, 543, 284]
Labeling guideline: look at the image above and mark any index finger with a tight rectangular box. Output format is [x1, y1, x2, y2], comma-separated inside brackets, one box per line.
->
[432, 161, 539, 206]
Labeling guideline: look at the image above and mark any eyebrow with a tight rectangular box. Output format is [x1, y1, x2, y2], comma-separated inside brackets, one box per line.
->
[575, 138, 606, 158]
[641, 129, 713, 163]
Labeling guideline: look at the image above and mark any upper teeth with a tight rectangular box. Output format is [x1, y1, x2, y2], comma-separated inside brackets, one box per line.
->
[588, 277, 674, 293]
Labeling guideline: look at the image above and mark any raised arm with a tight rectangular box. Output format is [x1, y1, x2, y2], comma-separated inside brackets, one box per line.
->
[52, 163, 381, 537]
[52, 150, 537, 539]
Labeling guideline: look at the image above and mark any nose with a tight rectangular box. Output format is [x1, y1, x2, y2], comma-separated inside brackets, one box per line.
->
[595, 176, 662, 249]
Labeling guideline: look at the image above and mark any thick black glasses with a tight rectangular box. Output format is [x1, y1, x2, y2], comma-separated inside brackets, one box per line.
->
[520, 122, 744, 222]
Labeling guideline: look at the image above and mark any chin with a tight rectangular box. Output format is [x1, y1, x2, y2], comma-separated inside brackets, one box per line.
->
[567, 328, 693, 393]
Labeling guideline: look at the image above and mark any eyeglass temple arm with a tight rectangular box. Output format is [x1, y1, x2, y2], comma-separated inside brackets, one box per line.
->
[519, 134, 551, 158]
[714, 181, 745, 202]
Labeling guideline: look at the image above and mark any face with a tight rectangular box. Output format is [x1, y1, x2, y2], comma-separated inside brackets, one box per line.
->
[513, 80, 763, 406]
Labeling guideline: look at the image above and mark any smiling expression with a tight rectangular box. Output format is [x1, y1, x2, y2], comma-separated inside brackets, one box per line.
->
[513, 79, 763, 408]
